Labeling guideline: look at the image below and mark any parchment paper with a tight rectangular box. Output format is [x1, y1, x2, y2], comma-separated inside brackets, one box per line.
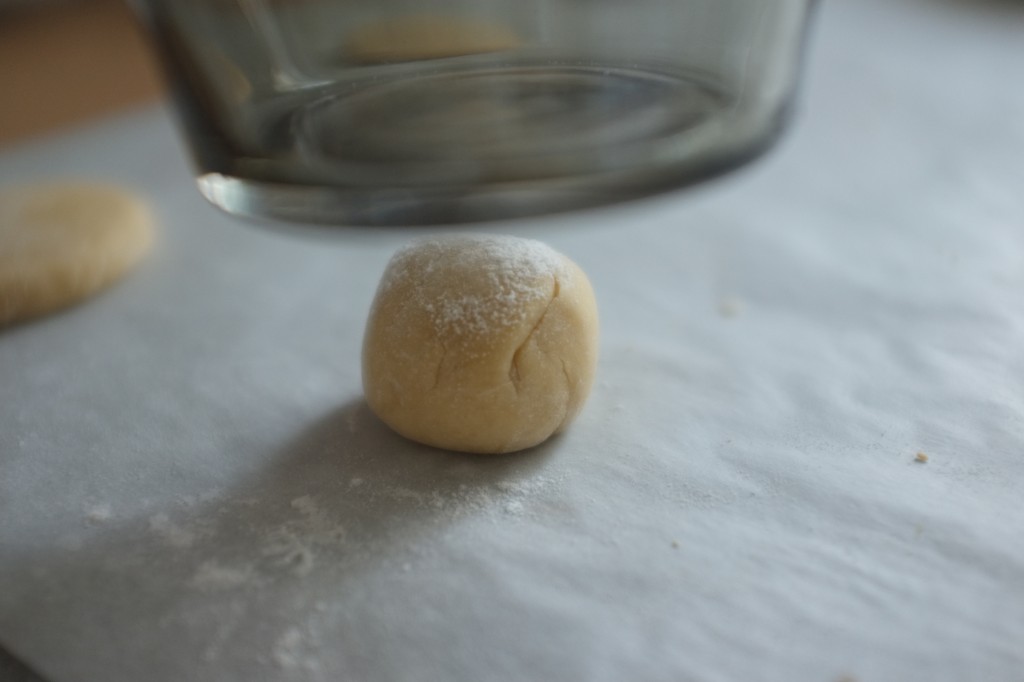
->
[2, 0, 1023, 680]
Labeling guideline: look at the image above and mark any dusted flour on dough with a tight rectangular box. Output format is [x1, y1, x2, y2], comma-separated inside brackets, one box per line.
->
[379, 234, 569, 337]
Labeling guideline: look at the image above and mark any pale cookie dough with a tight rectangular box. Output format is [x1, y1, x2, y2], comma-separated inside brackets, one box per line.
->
[0, 183, 154, 327]
[363, 234, 599, 454]
[344, 15, 520, 64]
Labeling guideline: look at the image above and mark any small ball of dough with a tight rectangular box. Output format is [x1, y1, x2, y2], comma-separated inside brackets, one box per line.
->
[0, 183, 154, 327]
[363, 234, 598, 454]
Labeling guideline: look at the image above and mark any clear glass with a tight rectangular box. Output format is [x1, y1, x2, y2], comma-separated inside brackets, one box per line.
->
[132, 0, 817, 226]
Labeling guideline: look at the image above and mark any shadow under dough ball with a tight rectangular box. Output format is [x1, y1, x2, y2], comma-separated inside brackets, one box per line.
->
[362, 234, 599, 454]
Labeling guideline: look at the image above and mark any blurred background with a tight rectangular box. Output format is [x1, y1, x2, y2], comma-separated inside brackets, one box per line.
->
[0, 0, 163, 147]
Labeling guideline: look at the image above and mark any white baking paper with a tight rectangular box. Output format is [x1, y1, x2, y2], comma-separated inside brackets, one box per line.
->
[1, 0, 1023, 680]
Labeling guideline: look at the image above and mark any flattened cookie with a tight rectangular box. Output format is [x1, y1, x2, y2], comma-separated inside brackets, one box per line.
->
[0, 183, 154, 327]
[344, 15, 520, 63]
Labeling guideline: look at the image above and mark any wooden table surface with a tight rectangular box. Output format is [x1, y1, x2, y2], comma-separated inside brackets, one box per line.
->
[0, 0, 164, 148]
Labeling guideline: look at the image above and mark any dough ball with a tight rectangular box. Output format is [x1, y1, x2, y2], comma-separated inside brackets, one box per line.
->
[0, 183, 154, 327]
[363, 234, 598, 454]
[344, 15, 520, 64]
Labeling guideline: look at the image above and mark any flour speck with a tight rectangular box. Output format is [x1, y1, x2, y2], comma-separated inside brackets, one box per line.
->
[190, 561, 256, 591]
[85, 503, 112, 524]
[272, 625, 321, 673]
[149, 513, 197, 548]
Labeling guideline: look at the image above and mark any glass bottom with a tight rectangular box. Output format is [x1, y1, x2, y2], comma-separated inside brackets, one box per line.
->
[193, 62, 792, 226]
